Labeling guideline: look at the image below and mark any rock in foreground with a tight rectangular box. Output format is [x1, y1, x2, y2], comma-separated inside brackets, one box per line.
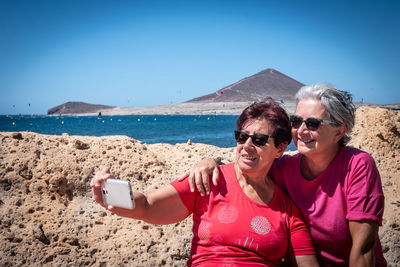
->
[0, 106, 399, 266]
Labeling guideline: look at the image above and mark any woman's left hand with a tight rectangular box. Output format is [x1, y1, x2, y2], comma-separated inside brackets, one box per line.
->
[90, 166, 114, 208]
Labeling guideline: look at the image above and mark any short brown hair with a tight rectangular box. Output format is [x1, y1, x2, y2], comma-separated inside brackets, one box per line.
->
[236, 99, 292, 148]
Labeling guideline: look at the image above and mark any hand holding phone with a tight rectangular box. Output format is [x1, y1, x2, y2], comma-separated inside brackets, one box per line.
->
[101, 178, 135, 210]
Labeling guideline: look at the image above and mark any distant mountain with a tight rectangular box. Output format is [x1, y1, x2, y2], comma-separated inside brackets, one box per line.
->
[47, 101, 115, 115]
[186, 68, 304, 103]
[47, 69, 303, 115]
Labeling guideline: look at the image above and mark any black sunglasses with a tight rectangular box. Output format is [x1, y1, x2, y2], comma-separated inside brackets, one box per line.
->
[290, 115, 336, 131]
[234, 130, 273, 147]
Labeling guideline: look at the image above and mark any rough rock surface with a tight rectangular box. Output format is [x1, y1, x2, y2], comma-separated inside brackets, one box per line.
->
[348, 106, 400, 265]
[0, 106, 399, 266]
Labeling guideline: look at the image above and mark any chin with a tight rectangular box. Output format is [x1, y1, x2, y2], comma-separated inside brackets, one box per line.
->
[237, 160, 257, 172]
[297, 145, 315, 155]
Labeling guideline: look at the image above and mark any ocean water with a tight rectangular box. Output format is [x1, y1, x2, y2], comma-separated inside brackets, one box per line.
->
[0, 115, 296, 150]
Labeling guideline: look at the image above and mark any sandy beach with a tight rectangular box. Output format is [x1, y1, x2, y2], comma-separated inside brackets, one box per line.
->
[0, 105, 399, 266]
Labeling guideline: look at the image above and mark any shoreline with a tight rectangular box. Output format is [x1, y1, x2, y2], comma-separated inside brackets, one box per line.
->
[4, 102, 400, 117]
[83, 102, 400, 116]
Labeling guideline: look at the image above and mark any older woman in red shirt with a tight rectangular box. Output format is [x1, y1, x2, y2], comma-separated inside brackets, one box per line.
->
[91, 100, 318, 266]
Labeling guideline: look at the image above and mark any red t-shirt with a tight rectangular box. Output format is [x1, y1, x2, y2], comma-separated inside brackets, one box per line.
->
[171, 163, 315, 266]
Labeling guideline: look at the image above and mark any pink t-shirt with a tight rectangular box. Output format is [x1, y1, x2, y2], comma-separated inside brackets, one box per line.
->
[269, 146, 386, 266]
[171, 163, 315, 266]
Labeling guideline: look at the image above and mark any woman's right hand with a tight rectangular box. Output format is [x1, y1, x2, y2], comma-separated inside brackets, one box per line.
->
[90, 166, 114, 208]
[179, 158, 220, 196]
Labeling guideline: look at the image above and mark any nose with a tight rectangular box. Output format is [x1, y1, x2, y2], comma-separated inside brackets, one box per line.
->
[243, 136, 254, 148]
[297, 121, 309, 133]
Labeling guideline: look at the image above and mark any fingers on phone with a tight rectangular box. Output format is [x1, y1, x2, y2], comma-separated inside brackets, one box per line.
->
[93, 191, 103, 204]
[90, 177, 103, 188]
[93, 167, 114, 184]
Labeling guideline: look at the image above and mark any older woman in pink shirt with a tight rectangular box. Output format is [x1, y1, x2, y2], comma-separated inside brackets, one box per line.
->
[185, 83, 386, 266]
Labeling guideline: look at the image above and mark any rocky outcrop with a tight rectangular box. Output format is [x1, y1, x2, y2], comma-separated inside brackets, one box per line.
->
[349, 106, 400, 265]
[0, 106, 399, 266]
[47, 102, 115, 115]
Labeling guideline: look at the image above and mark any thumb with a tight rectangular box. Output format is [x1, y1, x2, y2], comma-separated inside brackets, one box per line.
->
[103, 166, 111, 174]
[99, 165, 110, 175]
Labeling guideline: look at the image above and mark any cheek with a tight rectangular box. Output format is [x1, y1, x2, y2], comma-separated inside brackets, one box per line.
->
[317, 131, 336, 146]
[235, 145, 242, 157]
[291, 129, 298, 142]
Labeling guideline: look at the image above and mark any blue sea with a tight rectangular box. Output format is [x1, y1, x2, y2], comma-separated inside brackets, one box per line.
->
[0, 115, 296, 150]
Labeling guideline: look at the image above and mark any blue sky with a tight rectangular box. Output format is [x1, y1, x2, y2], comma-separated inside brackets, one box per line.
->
[1, 0, 399, 115]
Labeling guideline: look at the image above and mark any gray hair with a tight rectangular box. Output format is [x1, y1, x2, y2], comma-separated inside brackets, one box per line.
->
[295, 82, 355, 146]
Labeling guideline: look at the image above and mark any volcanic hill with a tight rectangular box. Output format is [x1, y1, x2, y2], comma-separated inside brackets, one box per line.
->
[186, 68, 304, 103]
[47, 102, 115, 115]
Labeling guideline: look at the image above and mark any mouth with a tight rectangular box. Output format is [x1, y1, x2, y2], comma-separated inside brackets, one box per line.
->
[241, 155, 257, 161]
[298, 137, 315, 145]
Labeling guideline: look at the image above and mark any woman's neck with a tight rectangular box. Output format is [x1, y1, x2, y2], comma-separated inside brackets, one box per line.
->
[301, 145, 340, 180]
[234, 164, 275, 204]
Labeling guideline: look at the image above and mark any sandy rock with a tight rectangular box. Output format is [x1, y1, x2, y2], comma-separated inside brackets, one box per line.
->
[348, 107, 400, 265]
[0, 106, 399, 266]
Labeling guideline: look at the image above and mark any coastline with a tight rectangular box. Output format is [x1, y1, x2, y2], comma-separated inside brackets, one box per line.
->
[5, 102, 400, 117]
[55, 101, 297, 116]
[96, 102, 399, 116]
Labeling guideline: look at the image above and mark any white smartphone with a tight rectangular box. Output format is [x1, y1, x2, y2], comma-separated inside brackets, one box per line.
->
[101, 178, 135, 209]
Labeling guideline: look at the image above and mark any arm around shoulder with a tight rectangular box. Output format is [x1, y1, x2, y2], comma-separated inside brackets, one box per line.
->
[186, 157, 220, 195]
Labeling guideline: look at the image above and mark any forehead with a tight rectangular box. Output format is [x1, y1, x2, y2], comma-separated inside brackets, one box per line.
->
[242, 118, 271, 132]
[295, 98, 327, 118]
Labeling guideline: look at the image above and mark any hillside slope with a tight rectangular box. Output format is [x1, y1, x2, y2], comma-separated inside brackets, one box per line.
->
[187, 68, 303, 103]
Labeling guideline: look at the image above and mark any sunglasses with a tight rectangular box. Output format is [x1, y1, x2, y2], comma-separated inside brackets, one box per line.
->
[290, 115, 336, 131]
[234, 130, 273, 147]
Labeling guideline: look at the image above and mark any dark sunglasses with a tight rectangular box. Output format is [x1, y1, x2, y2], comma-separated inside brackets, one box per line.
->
[290, 115, 336, 131]
[234, 130, 273, 147]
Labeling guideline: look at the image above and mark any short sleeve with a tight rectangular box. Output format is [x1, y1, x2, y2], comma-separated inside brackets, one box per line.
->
[170, 177, 197, 214]
[346, 153, 384, 225]
[287, 201, 315, 255]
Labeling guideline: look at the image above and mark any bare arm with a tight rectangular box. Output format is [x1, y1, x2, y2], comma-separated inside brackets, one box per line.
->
[294, 255, 319, 267]
[91, 167, 189, 225]
[349, 220, 379, 267]
[178, 158, 220, 196]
